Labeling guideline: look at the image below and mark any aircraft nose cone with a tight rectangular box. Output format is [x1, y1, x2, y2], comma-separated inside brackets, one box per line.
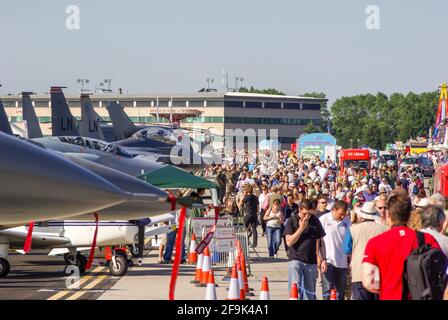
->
[0, 133, 127, 226]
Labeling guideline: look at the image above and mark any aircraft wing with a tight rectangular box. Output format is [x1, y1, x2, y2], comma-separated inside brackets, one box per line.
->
[48, 247, 90, 256]
[148, 213, 175, 225]
[145, 224, 177, 238]
[0, 228, 71, 249]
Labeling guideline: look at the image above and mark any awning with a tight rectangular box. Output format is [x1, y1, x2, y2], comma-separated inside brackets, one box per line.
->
[137, 165, 216, 189]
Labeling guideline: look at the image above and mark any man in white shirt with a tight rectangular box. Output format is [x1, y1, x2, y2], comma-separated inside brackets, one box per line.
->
[378, 177, 392, 194]
[318, 164, 328, 181]
[319, 200, 351, 300]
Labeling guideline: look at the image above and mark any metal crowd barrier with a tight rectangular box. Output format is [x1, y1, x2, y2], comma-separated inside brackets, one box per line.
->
[186, 214, 252, 276]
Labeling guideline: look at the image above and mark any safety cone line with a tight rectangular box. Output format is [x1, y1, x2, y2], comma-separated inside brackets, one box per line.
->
[188, 233, 198, 264]
[226, 265, 240, 300]
[190, 252, 203, 284]
[260, 276, 270, 300]
[198, 247, 211, 286]
[205, 270, 217, 300]
[289, 283, 299, 300]
[330, 289, 338, 300]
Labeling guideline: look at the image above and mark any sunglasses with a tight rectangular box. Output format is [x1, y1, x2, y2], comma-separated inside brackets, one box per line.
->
[319, 201, 327, 204]
[378, 206, 387, 210]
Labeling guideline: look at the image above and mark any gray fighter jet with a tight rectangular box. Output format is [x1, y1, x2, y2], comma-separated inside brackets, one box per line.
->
[106, 101, 214, 169]
[0, 98, 13, 136]
[0, 130, 130, 227]
[78, 94, 202, 170]
[21, 92, 43, 139]
[33, 135, 166, 177]
[80, 93, 105, 141]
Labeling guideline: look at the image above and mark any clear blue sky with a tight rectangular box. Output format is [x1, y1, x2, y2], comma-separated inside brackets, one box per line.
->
[0, 0, 446, 103]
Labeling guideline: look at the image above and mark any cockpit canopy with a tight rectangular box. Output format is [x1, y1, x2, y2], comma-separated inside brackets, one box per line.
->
[133, 127, 178, 145]
[58, 136, 133, 158]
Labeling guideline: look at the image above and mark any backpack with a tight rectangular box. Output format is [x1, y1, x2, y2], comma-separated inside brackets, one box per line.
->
[402, 231, 448, 300]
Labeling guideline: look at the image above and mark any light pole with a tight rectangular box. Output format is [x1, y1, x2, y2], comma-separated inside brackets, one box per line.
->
[357, 138, 360, 148]
[206, 78, 214, 90]
[350, 139, 353, 148]
[103, 79, 112, 91]
[77, 78, 90, 92]
[234, 76, 244, 92]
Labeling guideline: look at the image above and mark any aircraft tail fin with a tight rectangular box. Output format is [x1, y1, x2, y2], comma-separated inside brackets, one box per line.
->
[50, 86, 79, 136]
[0, 99, 13, 135]
[106, 101, 138, 139]
[22, 92, 43, 139]
[80, 94, 105, 140]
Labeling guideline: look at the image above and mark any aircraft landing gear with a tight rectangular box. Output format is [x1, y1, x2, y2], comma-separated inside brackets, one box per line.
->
[129, 243, 141, 258]
[0, 258, 10, 277]
[0, 243, 10, 277]
[64, 249, 87, 274]
[109, 250, 128, 277]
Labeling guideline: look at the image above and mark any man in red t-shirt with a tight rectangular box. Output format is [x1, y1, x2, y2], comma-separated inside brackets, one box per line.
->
[362, 190, 442, 300]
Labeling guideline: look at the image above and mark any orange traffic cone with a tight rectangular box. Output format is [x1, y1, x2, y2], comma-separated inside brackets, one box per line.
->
[226, 265, 240, 300]
[240, 250, 254, 296]
[188, 233, 198, 265]
[205, 270, 217, 300]
[260, 276, 270, 300]
[197, 247, 211, 287]
[190, 252, 203, 284]
[236, 255, 248, 300]
[289, 283, 299, 300]
[330, 289, 338, 300]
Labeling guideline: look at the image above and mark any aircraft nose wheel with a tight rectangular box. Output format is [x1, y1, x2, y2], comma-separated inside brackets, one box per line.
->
[0, 258, 10, 277]
[109, 256, 128, 276]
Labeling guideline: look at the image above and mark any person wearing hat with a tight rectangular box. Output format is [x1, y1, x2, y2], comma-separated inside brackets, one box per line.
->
[363, 184, 378, 202]
[343, 201, 388, 300]
[374, 187, 388, 201]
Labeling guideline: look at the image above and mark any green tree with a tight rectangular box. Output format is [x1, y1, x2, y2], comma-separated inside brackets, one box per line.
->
[330, 91, 438, 149]
[299, 92, 329, 133]
[238, 86, 286, 95]
[303, 121, 322, 134]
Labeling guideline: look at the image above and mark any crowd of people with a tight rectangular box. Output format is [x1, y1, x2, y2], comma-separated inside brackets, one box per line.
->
[204, 149, 448, 300]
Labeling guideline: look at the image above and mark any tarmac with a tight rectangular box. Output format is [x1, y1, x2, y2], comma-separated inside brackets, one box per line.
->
[98, 229, 292, 300]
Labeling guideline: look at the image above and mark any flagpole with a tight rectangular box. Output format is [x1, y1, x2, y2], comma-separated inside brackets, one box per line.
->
[156, 96, 159, 123]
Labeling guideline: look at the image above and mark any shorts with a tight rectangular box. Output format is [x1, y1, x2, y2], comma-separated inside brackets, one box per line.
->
[160, 234, 167, 246]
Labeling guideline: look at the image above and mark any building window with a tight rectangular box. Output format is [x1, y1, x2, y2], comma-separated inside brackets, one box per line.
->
[205, 100, 223, 107]
[33, 101, 49, 108]
[245, 101, 263, 109]
[264, 102, 281, 109]
[224, 100, 244, 108]
[302, 103, 321, 110]
[135, 101, 150, 107]
[283, 103, 300, 110]
[278, 137, 296, 143]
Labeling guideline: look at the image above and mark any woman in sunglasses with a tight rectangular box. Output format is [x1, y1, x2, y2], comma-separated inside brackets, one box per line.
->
[263, 198, 283, 258]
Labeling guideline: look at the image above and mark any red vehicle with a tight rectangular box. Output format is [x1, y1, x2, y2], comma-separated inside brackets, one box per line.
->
[434, 164, 448, 199]
[339, 149, 371, 173]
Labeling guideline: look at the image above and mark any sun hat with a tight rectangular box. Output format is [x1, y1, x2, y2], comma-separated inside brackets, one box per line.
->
[355, 201, 380, 220]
